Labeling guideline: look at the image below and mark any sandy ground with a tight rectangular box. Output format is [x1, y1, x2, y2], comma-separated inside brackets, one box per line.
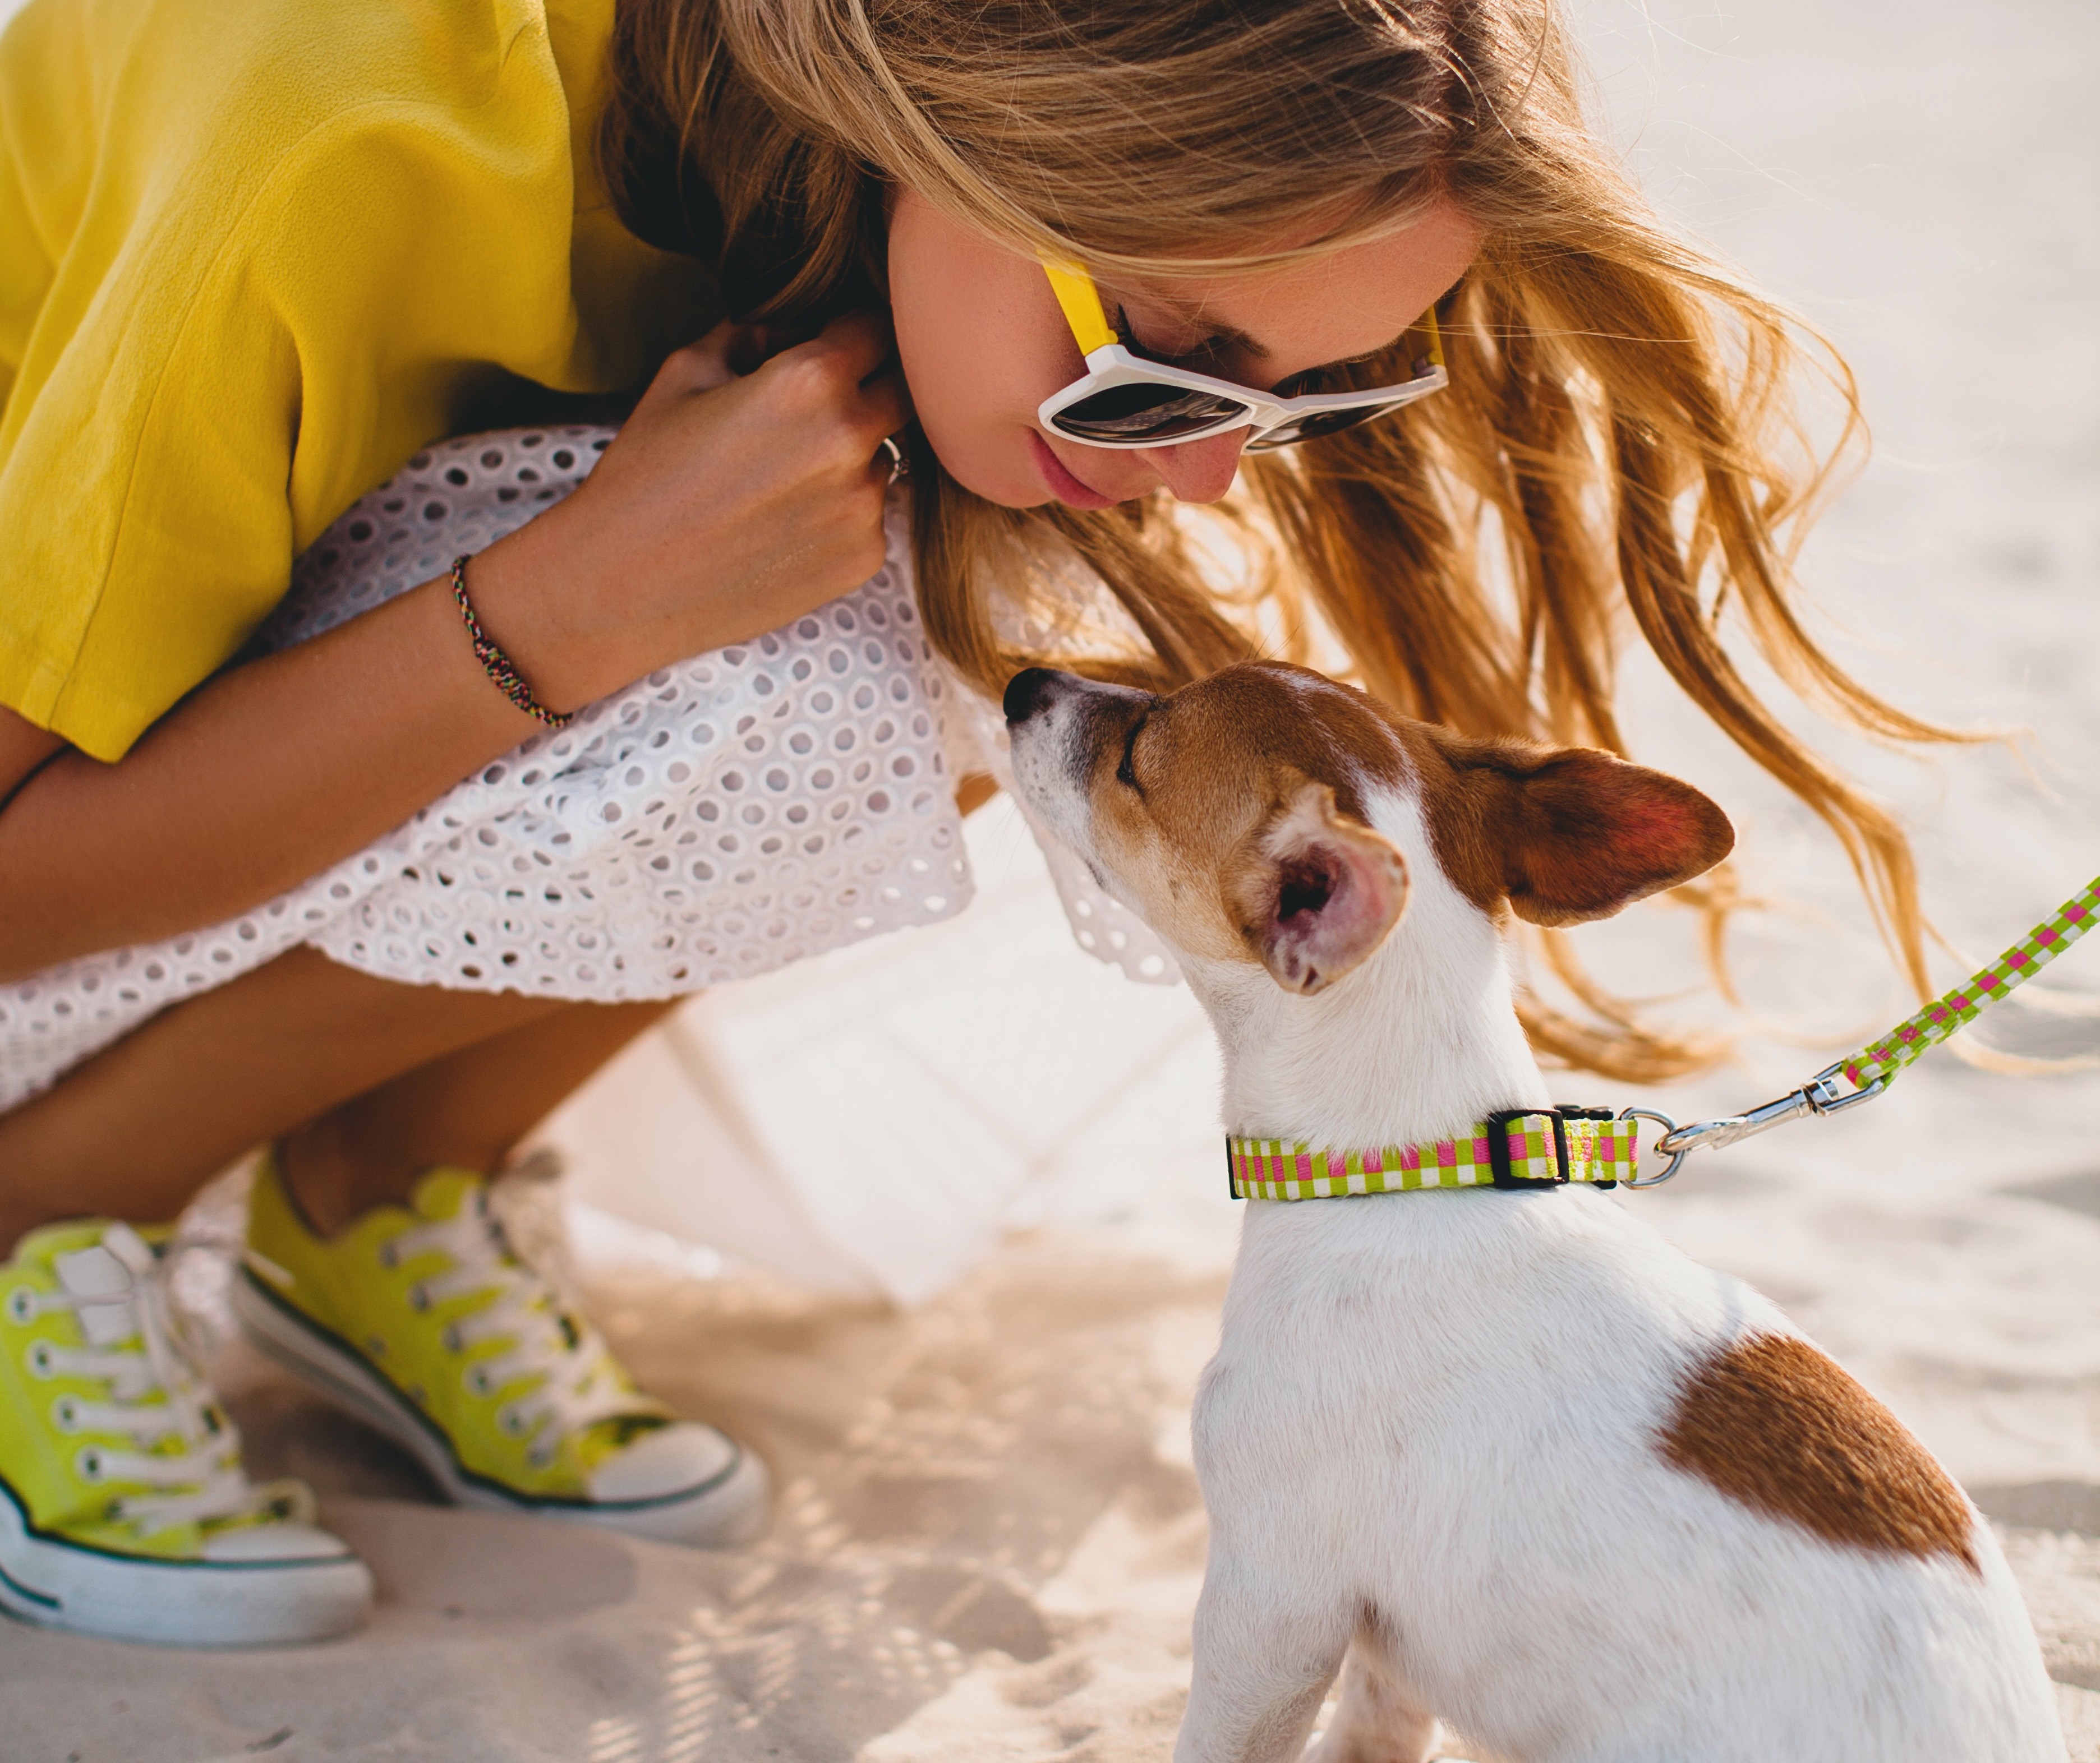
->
[5, 0, 2100, 1756]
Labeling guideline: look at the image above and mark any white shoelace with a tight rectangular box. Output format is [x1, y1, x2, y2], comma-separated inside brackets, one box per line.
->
[11, 1224, 304, 1534]
[380, 1196, 646, 1469]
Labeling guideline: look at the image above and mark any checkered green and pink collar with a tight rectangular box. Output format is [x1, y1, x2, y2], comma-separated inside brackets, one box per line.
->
[1228, 1107, 1639, 1201]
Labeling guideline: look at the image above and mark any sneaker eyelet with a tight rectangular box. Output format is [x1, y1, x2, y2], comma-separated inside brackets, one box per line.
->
[440, 1324, 462, 1354]
[51, 1396, 82, 1433]
[407, 1284, 430, 1313]
[4, 1286, 36, 1326]
[377, 1239, 399, 1271]
[75, 1446, 107, 1483]
[25, 1340, 57, 1379]
[466, 1367, 492, 1396]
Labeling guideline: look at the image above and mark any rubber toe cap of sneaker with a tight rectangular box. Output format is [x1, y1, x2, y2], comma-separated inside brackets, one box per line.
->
[201, 1520, 360, 1564]
[585, 1422, 771, 1547]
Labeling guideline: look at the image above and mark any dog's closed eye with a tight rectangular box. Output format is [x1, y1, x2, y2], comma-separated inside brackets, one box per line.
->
[1117, 713, 1147, 792]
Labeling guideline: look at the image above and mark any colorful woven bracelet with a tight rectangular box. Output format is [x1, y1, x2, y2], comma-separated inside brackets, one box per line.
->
[449, 554, 573, 731]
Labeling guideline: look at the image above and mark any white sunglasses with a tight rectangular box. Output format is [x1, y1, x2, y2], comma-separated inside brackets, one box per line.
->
[1035, 261, 1448, 451]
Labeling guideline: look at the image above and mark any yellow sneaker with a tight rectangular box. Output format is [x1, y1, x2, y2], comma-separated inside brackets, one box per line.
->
[233, 1153, 767, 1546]
[0, 1219, 371, 1646]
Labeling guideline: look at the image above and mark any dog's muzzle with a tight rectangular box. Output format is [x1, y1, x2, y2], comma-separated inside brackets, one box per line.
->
[1003, 668, 1150, 860]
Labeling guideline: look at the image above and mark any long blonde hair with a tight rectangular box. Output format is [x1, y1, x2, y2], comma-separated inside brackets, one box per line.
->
[601, 0, 1968, 1078]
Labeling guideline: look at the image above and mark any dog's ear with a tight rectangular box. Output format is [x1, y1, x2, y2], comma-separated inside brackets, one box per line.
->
[1227, 777, 1410, 994]
[1439, 743, 1734, 926]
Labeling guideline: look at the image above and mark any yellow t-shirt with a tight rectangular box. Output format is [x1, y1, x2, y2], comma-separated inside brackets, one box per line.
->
[0, 0, 714, 760]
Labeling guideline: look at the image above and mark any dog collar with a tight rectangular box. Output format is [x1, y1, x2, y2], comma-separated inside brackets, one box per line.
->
[1227, 1106, 1639, 1201]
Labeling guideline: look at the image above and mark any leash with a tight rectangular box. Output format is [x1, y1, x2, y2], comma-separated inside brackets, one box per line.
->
[1623, 874, 2100, 1187]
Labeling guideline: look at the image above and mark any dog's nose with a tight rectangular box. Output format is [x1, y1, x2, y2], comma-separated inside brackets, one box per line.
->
[1003, 667, 1059, 724]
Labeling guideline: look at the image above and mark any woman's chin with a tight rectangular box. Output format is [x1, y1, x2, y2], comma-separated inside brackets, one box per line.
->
[919, 428, 1130, 511]
[959, 476, 1060, 511]
[911, 435, 1041, 508]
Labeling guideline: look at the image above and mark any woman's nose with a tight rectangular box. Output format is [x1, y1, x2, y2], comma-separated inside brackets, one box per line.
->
[1138, 430, 1250, 504]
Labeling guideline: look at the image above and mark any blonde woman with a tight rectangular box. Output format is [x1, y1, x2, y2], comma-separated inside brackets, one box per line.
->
[0, 0, 1950, 1645]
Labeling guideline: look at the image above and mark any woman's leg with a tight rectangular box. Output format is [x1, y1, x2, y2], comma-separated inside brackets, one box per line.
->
[281, 991, 676, 1234]
[0, 947, 763, 1577]
[0, 945, 670, 1247]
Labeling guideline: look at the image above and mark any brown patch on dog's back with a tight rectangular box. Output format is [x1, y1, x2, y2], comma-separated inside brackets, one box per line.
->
[1660, 1333, 1978, 1571]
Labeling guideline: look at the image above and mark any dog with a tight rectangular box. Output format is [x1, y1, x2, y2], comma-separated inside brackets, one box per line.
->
[1003, 660, 2063, 1763]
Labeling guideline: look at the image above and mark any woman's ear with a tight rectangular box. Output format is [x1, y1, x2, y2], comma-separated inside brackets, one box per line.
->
[1451, 745, 1735, 926]
[1226, 777, 1410, 994]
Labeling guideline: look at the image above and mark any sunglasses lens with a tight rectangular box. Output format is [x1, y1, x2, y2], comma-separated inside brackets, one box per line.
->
[1245, 402, 1404, 451]
[1051, 382, 1251, 444]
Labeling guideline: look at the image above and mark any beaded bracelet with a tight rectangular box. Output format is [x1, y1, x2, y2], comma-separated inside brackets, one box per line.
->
[449, 554, 573, 730]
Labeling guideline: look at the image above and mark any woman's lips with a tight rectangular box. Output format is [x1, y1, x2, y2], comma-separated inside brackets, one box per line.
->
[1028, 431, 1120, 510]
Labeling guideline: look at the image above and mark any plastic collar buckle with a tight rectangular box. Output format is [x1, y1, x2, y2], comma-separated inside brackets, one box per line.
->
[1486, 1107, 1567, 1189]
[1484, 1105, 1622, 1190]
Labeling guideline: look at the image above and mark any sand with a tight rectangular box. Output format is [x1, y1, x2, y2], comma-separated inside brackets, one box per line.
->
[4, 0, 2099, 1755]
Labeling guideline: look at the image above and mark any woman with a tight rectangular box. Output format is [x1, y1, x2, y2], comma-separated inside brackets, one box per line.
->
[0, 0, 1951, 1645]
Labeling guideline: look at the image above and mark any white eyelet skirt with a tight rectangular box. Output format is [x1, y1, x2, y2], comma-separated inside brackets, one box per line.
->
[0, 428, 1010, 1114]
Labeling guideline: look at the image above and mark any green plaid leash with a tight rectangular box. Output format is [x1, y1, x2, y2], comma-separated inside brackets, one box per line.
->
[1632, 872, 2100, 1183]
[1228, 874, 2099, 1201]
[1841, 875, 2100, 1088]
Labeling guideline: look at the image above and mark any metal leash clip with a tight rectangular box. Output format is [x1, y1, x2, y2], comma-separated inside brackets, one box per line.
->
[1616, 1062, 1891, 1189]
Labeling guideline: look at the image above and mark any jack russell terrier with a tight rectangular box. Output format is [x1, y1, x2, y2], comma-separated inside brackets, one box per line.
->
[1003, 660, 2062, 1763]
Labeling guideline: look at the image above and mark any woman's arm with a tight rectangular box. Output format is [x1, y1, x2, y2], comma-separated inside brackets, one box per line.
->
[0, 714, 63, 815]
[0, 317, 907, 981]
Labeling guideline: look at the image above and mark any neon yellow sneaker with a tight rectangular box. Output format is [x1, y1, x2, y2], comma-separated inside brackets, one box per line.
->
[0, 1219, 372, 1646]
[233, 1154, 767, 1546]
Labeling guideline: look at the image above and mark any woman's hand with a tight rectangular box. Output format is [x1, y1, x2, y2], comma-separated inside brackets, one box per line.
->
[469, 312, 910, 712]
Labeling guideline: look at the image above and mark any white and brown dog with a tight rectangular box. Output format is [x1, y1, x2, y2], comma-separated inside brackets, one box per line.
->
[1003, 661, 2063, 1763]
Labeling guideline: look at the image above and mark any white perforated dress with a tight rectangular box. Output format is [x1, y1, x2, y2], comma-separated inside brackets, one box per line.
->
[0, 427, 1175, 1115]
